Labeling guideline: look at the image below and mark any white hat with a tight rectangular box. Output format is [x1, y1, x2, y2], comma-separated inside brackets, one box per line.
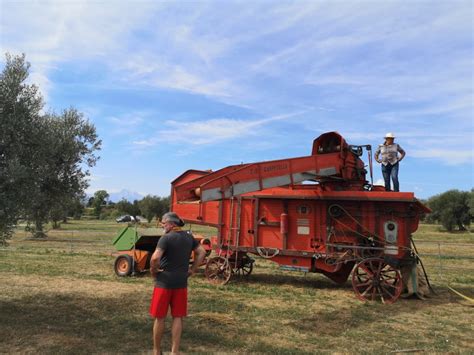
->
[384, 132, 396, 138]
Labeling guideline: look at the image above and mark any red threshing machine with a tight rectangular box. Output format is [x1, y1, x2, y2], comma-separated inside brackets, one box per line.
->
[171, 132, 430, 303]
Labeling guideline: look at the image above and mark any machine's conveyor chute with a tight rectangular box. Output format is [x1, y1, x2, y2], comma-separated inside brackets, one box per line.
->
[174, 132, 367, 202]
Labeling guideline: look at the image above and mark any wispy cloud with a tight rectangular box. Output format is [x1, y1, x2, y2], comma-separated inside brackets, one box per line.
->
[121, 55, 234, 98]
[1, 1, 159, 101]
[3, 1, 471, 120]
[105, 112, 148, 136]
[410, 149, 473, 165]
[132, 111, 307, 147]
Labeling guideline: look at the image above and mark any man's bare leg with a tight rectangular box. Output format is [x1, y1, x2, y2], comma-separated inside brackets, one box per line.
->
[171, 317, 183, 354]
[153, 318, 165, 355]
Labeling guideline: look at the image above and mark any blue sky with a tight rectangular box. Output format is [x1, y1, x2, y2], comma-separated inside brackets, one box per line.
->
[1, 0, 473, 199]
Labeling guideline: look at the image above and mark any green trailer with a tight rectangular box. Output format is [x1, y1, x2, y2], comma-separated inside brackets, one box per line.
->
[112, 226, 212, 276]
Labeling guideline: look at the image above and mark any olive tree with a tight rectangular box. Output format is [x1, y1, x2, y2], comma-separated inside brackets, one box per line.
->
[0, 54, 101, 242]
[0, 54, 44, 243]
[426, 189, 472, 232]
[91, 190, 109, 218]
[116, 199, 141, 219]
[138, 195, 169, 223]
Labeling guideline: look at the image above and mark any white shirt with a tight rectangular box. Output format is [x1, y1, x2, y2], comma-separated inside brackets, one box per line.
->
[375, 143, 405, 166]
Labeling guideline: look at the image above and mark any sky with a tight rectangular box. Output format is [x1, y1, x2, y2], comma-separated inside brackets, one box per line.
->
[1, 0, 473, 200]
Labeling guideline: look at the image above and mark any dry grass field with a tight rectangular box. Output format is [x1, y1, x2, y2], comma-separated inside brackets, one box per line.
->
[1, 220, 473, 354]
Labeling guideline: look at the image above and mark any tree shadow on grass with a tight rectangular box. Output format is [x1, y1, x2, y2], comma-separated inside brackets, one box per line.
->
[0, 294, 149, 354]
[0, 294, 248, 353]
[0, 292, 261, 354]
[1, 284, 465, 354]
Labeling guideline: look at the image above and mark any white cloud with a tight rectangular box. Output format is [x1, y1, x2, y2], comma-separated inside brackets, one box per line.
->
[410, 149, 473, 165]
[1, 1, 160, 102]
[132, 111, 307, 147]
[26, 68, 52, 104]
[119, 52, 237, 98]
[3, 1, 471, 117]
[160, 118, 261, 145]
[132, 139, 157, 147]
[104, 112, 150, 136]
[107, 115, 144, 126]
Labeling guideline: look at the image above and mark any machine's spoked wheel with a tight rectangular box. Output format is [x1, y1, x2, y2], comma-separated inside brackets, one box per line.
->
[234, 261, 253, 276]
[352, 257, 403, 304]
[205, 256, 232, 285]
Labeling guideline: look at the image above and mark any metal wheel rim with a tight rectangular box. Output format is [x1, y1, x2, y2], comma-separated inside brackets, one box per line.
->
[352, 257, 403, 304]
[117, 258, 130, 273]
[205, 257, 232, 285]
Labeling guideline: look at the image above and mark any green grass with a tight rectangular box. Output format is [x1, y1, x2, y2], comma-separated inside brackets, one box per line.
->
[0, 221, 472, 354]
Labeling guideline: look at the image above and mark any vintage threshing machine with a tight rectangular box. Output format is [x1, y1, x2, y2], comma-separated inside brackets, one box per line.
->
[171, 132, 430, 303]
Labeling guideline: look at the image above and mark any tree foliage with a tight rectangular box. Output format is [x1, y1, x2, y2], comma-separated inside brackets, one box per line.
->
[138, 195, 169, 222]
[0, 54, 101, 243]
[24, 110, 101, 236]
[91, 190, 109, 218]
[49, 197, 84, 229]
[0, 54, 44, 243]
[116, 199, 141, 218]
[426, 189, 472, 231]
[90, 194, 170, 222]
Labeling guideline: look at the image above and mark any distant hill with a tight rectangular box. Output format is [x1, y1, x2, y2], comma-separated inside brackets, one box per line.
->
[108, 189, 144, 202]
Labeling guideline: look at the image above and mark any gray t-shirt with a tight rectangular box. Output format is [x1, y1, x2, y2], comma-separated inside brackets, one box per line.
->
[154, 230, 199, 289]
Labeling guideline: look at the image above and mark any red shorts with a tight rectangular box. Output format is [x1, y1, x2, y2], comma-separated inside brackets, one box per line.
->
[149, 287, 188, 318]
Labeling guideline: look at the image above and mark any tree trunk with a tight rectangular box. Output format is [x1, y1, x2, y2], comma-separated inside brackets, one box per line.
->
[33, 215, 47, 238]
[33, 222, 47, 238]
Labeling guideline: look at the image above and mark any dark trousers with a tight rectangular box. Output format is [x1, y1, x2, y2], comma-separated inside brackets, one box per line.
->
[382, 162, 399, 192]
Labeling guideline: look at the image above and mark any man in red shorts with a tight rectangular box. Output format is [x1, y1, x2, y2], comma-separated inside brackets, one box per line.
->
[149, 212, 206, 355]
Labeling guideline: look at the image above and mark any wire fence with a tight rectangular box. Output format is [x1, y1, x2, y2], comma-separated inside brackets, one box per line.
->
[414, 240, 473, 292]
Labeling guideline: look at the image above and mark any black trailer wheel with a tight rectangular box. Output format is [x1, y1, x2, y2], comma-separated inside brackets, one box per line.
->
[114, 254, 134, 277]
[235, 262, 253, 276]
[233, 255, 254, 276]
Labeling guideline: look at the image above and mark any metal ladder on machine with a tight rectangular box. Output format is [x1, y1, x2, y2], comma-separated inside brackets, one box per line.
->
[224, 196, 242, 276]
